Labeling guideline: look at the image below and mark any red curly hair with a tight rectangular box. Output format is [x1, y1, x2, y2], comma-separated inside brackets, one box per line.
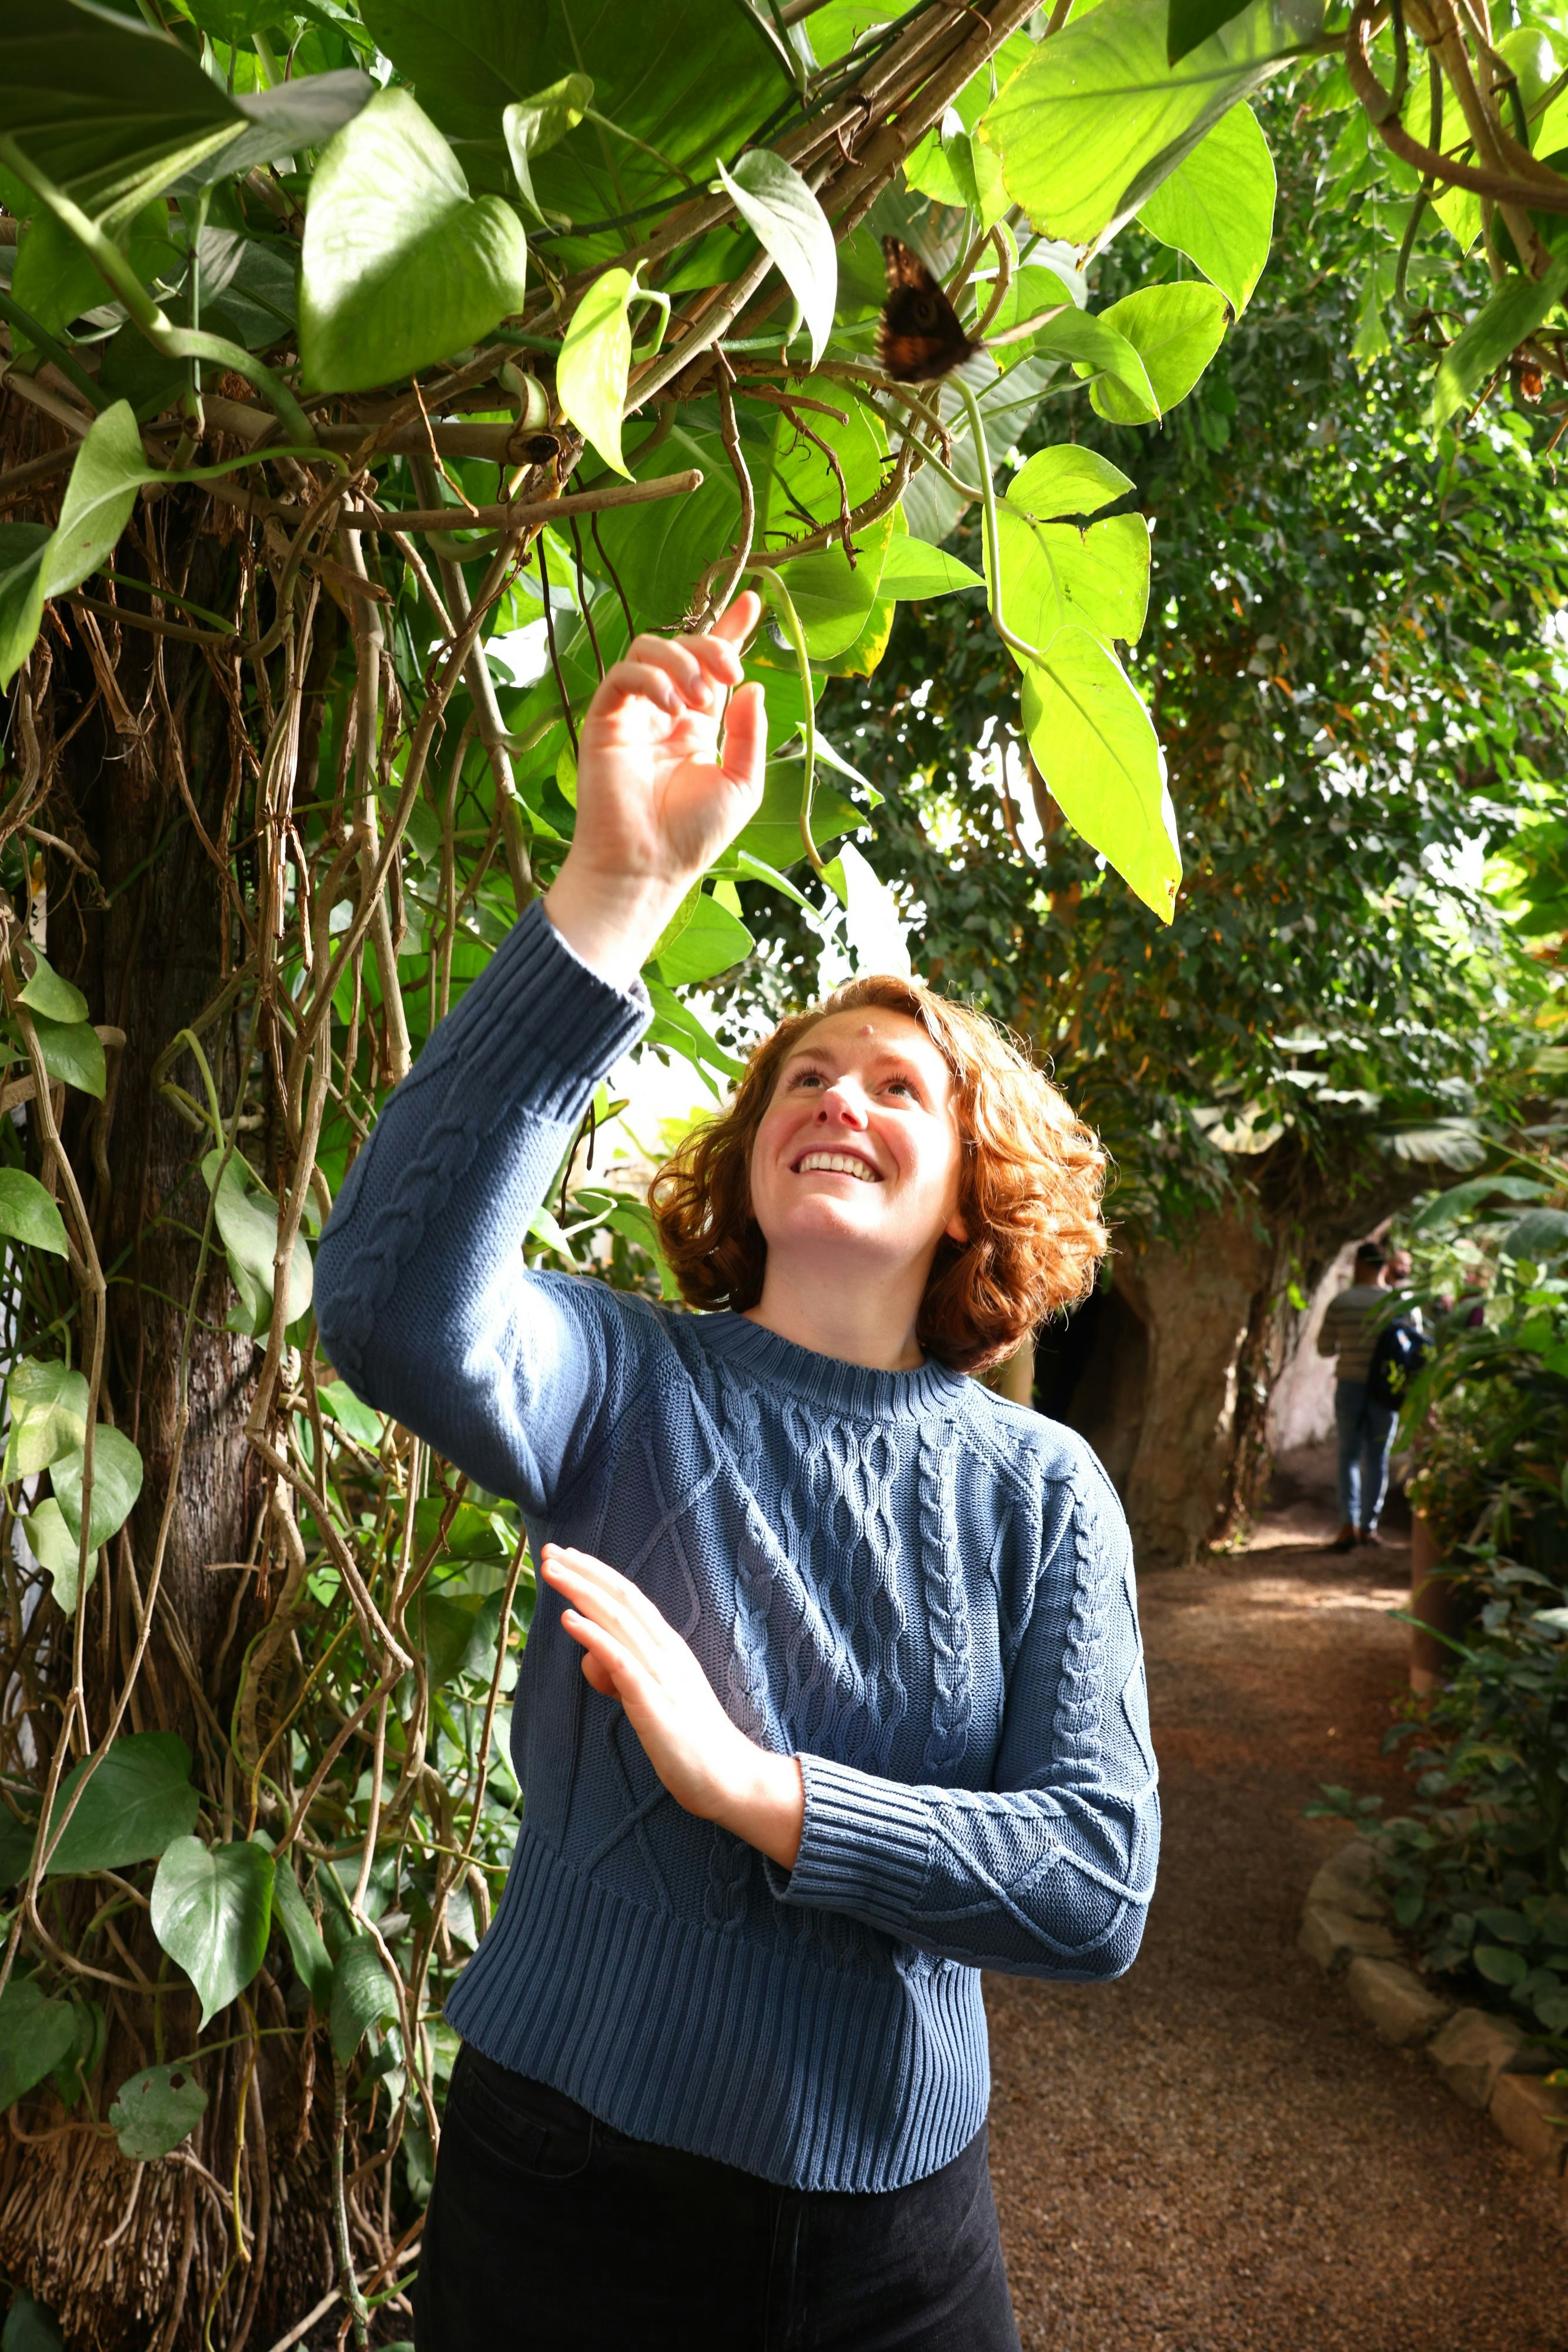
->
[648, 975, 1106, 1376]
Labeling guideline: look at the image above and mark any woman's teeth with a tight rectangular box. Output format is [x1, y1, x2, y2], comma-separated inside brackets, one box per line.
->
[795, 1152, 878, 1182]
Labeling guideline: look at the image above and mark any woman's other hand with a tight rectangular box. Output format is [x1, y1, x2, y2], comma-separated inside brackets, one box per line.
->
[543, 593, 767, 988]
[540, 1541, 804, 1869]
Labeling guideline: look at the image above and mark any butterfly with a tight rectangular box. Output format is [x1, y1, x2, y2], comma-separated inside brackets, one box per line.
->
[876, 237, 978, 383]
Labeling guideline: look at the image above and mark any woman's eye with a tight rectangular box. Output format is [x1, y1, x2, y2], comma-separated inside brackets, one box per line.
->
[790, 1069, 825, 1088]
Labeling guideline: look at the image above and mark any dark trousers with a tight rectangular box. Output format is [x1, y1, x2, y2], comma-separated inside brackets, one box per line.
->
[413, 2045, 1023, 2352]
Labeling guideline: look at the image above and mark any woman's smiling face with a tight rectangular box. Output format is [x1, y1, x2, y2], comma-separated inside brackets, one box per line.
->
[745, 1007, 967, 1272]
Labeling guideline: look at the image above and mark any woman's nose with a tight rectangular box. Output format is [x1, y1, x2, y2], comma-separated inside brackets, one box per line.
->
[817, 1081, 869, 1126]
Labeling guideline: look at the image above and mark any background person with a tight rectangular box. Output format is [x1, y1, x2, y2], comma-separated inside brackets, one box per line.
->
[1318, 1240, 1398, 1549]
[315, 594, 1158, 2351]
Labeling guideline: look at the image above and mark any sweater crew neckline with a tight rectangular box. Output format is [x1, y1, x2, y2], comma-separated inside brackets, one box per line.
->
[694, 1309, 968, 1419]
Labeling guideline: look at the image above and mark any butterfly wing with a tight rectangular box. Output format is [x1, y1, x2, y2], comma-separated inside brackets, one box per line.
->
[876, 237, 978, 382]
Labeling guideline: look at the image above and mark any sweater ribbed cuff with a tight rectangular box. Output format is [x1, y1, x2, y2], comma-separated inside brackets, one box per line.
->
[450, 897, 651, 1122]
[778, 1753, 932, 1920]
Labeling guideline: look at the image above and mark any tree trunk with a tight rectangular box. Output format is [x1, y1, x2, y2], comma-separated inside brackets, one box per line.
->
[0, 490, 335, 2350]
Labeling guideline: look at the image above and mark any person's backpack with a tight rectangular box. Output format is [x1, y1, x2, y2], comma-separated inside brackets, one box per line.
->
[1367, 1316, 1430, 1408]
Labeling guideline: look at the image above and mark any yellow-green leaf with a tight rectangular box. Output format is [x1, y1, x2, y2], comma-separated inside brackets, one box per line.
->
[1021, 629, 1180, 921]
[557, 266, 636, 477]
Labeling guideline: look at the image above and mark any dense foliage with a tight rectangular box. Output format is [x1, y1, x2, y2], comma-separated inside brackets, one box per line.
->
[802, 103, 1568, 1235]
[1314, 1168, 1568, 2054]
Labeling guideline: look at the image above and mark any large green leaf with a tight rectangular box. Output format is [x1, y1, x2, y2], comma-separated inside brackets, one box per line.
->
[1136, 100, 1276, 313]
[992, 507, 1151, 657]
[108, 2060, 209, 2161]
[299, 86, 530, 393]
[1, 2293, 66, 2352]
[877, 537, 984, 599]
[1089, 282, 1229, 422]
[1029, 310, 1160, 422]
[269, 1850, 336, 2009]
[1007, 445, 1135, 522]
[28, 1015, 106, 1100]
[18, 949, 88, 1024]
[1429, 263, 1568, 437]
[1021, 630, 1181, 921]
[0, 1977, 77, 2114]
[2, 1357, 89, 1482]
[1, 397, 157, 691]
[556, 267, 636, 477]
[25, 1496, 91, 1617]
[151, 1836, 275, 2028]
[758, 380, 892, 657]
[200, 1149, 313, 1337]
[653, 891, 755, 985]
[330, 1932, 396, 2063]
[358, 0, 790, 240]
[981, 262, 1079, 375]
[581, 410, 736, 634]
[502, 74, 592, 220]
[0, 1169, 68, 1259]
[1166, 0, 1256, 63]
[978, 0, 1319, 246]
[0, 0, 242, 222]
[51, 1424, 145, 1552]
[733, 763, 862, 874]
[45, 1731, 199, 1877]
[0, 521, 48, 693]
[717, 150, 837, 365]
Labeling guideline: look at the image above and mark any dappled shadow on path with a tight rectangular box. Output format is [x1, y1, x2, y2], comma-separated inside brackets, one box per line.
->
[986, 1504, 1568, 2352]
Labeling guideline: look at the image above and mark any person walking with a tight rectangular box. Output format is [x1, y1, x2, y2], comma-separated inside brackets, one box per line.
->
[315, 594, 1158, 2351]
[1318, 1240, 1398, 1550]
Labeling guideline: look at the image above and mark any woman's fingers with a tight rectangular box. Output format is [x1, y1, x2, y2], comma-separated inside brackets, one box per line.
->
[719, 681, 767, 799]
[592, 657, 694, 724]
[542, 1546, 673, 1658]
[711, 590, 761, 649]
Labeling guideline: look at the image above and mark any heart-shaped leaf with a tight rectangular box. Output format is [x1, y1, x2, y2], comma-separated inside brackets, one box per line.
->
[27, 1014, 106, 1101]
[877, 537, 984, 599]
[300, 86, 530, 393]
[45, 1731, 199, 1877]
[3, 1358, 89, 1483]
[0, 1170, 68, 1259]
[716, 149, 837, 365]
[1036, 311, 1160, 422]
[992, 507, 1151, 657]
[26, 1498, 92, 1618]
[0, 1977, 78, 2114]
[1007, 446, 1136, 523]
[41, 401, 151, 604]
[17, 950, 88, 1025]
[269, 1852, 336, 2010]
[1136, 99, 1276, 314]
[51, 1424, 145, 1552]
[108, 2060, 208, 2161]
[502, 74, 593, 219]
[0, 522, 49, 692]
[1090, 282, 1229, 422]
[151, 1837, 275, 2027]
[556, 266, 636, 476]
[200, 1150, 313, 1335]
[1022, 629, 1180, 923]
[330, 1933, 396, 2063]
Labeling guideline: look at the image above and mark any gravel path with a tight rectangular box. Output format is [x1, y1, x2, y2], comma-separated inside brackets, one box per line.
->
[986, 1481, 1568, 2352]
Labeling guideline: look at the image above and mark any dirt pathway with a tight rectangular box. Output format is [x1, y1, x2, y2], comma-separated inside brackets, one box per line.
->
[987, 1479, 1568, 2352]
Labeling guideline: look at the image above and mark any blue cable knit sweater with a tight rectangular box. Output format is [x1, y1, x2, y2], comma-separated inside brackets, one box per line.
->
[315, 900, 1159, 2193]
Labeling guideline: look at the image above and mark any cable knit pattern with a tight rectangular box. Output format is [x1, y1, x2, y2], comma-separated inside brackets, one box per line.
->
[919, 1422, 972, 1776]
[314, 898, 1159, 2193]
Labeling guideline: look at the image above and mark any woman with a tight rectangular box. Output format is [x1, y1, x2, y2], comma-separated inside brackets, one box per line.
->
[315, 592, 1158, 2351]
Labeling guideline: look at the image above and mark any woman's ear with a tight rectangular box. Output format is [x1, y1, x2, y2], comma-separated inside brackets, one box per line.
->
[945, 1209, 969, 1245]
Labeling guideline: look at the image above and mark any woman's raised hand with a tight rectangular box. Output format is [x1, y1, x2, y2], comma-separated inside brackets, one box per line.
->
[542, 593, 768, 987]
